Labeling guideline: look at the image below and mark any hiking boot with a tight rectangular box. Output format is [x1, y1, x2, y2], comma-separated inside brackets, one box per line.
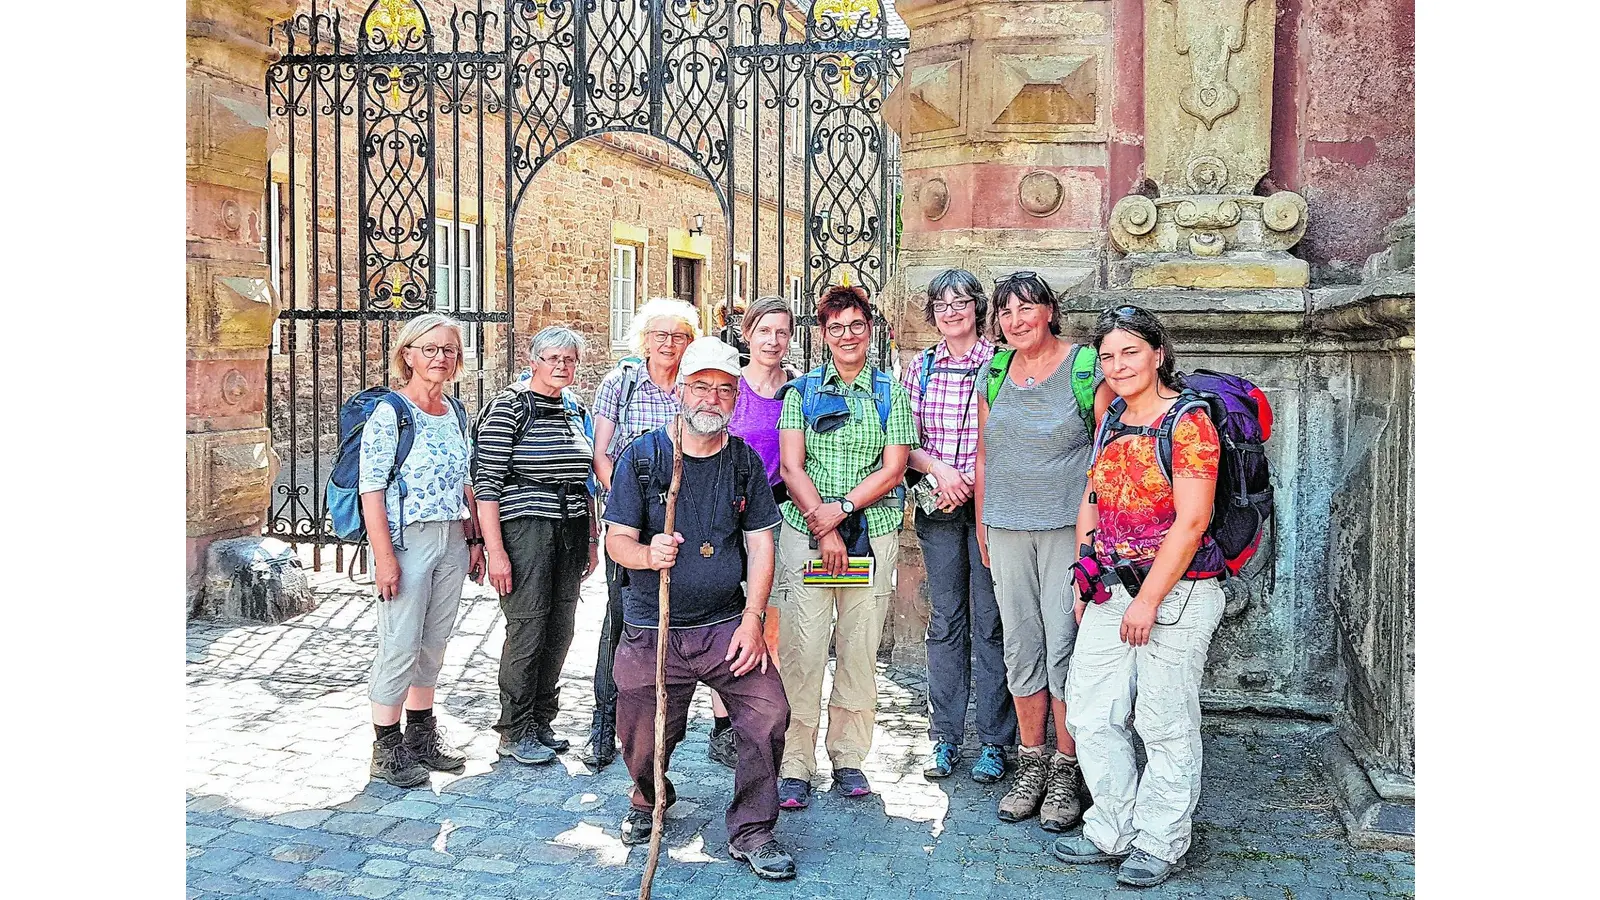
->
[531, 721, 570, 754]
[1039, 754, 1085, 832]
[832, 767, 872, 798]
[1052, 830, 1131, 865]
[581, 717, 618, 768]
[708, 725, 739, 769]
[371, 731, 430, 788]
[1117, 849, 1184, 887]
[497, 733, 556, 765]
[729, 839, 797, 880]
[777, 778, 812, 810]
[996, 749, 1048, 822]
[923, 740, 960, 779]
[620, 807, 654, 846]
[403, 716, 466, 772]
[971, 744, 1006, 784]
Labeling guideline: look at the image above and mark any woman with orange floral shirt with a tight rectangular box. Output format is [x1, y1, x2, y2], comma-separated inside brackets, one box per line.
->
[1052, 305, 1226, 889]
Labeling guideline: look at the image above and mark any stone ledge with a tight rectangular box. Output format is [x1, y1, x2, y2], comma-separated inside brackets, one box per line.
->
[1309, 274, 1415, 341]
[1312, 729, 1415, 852]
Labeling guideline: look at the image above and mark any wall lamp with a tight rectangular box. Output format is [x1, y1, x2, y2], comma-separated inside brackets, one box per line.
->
[689, 213, 705, 236]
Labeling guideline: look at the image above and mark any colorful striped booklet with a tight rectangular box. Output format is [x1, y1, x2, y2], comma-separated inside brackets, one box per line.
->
[801, 556, 875, 586]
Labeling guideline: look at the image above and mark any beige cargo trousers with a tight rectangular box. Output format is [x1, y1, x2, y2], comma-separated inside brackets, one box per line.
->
[1066, 579, 1226, 863]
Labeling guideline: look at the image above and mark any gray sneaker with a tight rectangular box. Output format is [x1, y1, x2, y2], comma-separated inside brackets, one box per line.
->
[729, 839, 797, 880]
[1039, 755, 1085, 832]
[498, 734, 556, 765]
[997, 749, 1048, 822]
[371, 732, 430, 788]
[1052, 830, 1131, 865]
[1117, 848, 1184, 887]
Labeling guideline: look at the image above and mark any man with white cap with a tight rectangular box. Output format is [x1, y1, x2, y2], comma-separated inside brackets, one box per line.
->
[602, 336, 796, 880]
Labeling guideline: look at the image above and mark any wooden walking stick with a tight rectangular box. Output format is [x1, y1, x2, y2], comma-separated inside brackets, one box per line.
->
[639, 414, 685, 900]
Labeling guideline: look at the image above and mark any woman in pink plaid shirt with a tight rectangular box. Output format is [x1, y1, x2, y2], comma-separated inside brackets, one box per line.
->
[902, 269, 1019, 785]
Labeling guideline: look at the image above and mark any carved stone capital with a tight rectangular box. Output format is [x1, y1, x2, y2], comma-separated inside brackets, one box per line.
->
[1110, 190, 1308, 255]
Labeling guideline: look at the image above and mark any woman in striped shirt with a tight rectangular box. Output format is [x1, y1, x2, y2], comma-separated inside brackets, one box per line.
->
[474, 326, 598, 767]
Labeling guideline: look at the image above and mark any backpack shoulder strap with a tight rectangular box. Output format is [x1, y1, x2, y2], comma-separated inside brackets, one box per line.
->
[444, 393, 470, 441]
[1153, 392, 1211, 484]
[1068, 344, 1097, 437]
[871, 369, 893, 431]
[382, 392, 417, 478]
[617, 358, 643, 431]
[727, 434, 754, 514]
[985, 348, 1015, 407]
[917, 346, 936, 398]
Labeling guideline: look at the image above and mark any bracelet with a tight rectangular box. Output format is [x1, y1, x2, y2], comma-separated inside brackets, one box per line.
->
[741, 610, 763, 619]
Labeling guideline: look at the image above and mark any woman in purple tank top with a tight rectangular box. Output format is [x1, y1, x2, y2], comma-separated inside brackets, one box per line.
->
[705, 295, 795, 769]
[729, 295, 796, 503]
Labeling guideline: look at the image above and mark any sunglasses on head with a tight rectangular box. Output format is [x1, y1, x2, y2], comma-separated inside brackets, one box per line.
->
[995, 271, 1040, 286]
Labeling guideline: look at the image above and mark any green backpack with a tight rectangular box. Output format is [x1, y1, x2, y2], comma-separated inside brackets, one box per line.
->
[985, 344, 1098, 436]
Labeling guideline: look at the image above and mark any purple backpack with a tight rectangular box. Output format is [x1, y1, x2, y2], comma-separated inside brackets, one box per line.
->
[1093, 369, 1275, 577]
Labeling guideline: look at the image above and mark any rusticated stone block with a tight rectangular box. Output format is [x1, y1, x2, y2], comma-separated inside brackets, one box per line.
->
[188, 357, 267, 430]
[1110, 252, 1310, 289]
[187, 429, 275, 538]
[188, 262, 275, 353]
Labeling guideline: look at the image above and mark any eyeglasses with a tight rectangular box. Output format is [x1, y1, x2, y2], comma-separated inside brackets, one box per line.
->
[536, 354, 577, 369]
[409, 343, 461, 360]
[686, 381, 738, 400]
[824, 319, 871, 338]
[646, 330, 693, 346]
[930, 298, 973, 314]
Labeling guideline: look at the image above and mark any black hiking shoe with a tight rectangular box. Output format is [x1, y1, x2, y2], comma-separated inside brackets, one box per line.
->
[403, 716, 467, 772]
[708, 725, 739, 769]
[730, 839, 797, 880]
[371, 731, 430, 788]
[582, 716, 618, 768]
[620, 807, 654, 846]
[531, 721, 570, 753]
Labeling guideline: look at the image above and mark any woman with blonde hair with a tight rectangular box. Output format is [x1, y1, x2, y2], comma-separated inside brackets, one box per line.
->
[358, 312, 484, 787]
[583, 296, 701, 767]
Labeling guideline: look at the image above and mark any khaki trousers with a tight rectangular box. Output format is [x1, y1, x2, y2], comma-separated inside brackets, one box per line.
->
[773, 521, 898, 780]
[1066, 579, 1226, 863]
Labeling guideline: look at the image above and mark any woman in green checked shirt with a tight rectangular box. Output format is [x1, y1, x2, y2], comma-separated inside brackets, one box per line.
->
[772, 285, 918, 809]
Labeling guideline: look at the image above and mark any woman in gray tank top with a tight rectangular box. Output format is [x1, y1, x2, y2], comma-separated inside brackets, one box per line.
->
[974, 273, 1110, 834]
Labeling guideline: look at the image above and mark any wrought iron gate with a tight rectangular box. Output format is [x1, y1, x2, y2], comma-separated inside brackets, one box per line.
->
[264, 0, 907, 549]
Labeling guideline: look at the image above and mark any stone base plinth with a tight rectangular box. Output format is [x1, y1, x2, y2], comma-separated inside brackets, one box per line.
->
[1110, 251, 1310, 289]
[196, 537, 315, 623]
[1314, 730, 1415, 851]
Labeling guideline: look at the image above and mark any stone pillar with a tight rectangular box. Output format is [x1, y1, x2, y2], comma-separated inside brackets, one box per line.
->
[186, 0, 298, 616]
[1107, 0, 1309, 288]
[882, 0, 1120, 664]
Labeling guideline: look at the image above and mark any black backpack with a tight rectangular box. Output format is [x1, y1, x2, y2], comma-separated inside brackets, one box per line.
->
[620, 429, 755, 586]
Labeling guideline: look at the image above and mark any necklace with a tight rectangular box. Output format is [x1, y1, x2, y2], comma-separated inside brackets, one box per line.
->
[684, 433, 728, 558]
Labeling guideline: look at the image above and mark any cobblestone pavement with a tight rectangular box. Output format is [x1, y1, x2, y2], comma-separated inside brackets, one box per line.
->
[187, 568, 1415, 900]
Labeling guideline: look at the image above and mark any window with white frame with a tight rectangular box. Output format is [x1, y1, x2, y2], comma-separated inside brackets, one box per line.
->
[787, 274, 803, 348]
[434, 219, 480, 349]
[787, 102, 805, 156]
[732, 261, 747, 306]
[611, 243, 639, 347]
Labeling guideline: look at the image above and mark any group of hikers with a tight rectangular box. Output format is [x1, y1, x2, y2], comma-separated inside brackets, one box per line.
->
[335, 268, 1272, 888]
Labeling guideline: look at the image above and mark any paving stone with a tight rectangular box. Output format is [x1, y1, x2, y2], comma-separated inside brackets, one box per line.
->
[362, 858, 411, 878]
[380, 799, 443, 819]
[407, 848, 458, 866]
[189, 874, 251, 895]
[268, 809, 335, 829]
[458, 856, 518, 874]
[186, 825, 226, 846]
[297, 869, 350, 892]
[324, 812, 402, 838]
[384, 819, 448, 846]
[348, 875, 407, 898]
[189, 848, 250, 874]
[270, 843, 325, 863]
[233, 858, 306, 883]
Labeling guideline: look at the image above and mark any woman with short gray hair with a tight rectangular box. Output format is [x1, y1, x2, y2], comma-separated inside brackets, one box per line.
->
[473, 325, 599, 766]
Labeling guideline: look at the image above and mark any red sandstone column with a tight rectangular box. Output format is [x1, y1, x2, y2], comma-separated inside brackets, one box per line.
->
[186, 0, 297, 612]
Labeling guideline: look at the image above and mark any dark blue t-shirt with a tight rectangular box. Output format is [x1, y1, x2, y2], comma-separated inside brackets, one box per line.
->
[602, 428, 782, 628]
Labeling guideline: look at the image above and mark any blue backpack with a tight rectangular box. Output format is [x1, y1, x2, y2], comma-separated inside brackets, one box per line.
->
[776, 365, 895, 434]
[325, 387, 469, 549]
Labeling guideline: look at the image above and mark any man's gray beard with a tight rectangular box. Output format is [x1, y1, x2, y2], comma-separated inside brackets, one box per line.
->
[684, 409, 730, 435]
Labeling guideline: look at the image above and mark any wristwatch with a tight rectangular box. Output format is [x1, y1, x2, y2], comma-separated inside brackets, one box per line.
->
[839, 498, 856, 514]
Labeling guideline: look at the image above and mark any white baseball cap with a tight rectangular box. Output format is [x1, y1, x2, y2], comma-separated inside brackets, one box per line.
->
[678, 337, 743, 382]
